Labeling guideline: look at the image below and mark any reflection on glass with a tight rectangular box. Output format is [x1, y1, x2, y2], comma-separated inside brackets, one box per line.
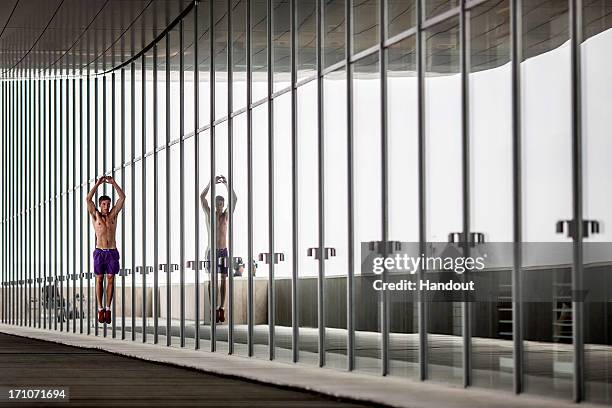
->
[582, 2, 612, 404]
[272, 92, 293, 362]
[252, 103, 270, 358]
[231, 115, 249, 356]
[323, 70, 348, 370]
[232, 0, 247, 111]
[521, 0, 573, 398]
[297, 0, 316, 81]
[297, 80, 319, 366]
[323, 0, 345, 69]
[251, 0, 268, 102]
[425, 0, 459, 21]
[352, 0, 379, 55]
[468, 0, 513, 390]
[387, 0, 416, 39]
[273, 0, 291, 91]
[424, 17, 462, 384]
[353, 52, 382, 374]
[386, 35, 419, 378]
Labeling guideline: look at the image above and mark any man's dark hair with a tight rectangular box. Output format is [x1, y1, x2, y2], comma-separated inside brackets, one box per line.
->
[99, 195, 112, 205]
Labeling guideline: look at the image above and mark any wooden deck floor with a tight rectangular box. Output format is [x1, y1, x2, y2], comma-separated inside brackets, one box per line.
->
[0, 333, 374, 407]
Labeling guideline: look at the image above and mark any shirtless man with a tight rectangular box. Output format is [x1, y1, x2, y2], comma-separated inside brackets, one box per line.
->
[86, 176, 126, 324]
[200, 175, 237, 323]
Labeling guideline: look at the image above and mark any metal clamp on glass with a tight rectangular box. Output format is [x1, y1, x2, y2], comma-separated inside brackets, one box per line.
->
[81, 272, 93, 279]
[27, 279, 33, 284]
[69, 273, 79, 280]
[136, 266, 153, 275]
[159, 263, 179, 272]
[57, 276, 65, 282]
[307, 247, 337, 260]
[448, 232, 486, 247]
[258, 252, 285, 264]
[218, 256, 228, 268]
[367, 240, 402, 254]
[556, 219, 601, 239]
[118, 268, 131, 277]
[186, 260, 209, 270]
[46, 277, 54, 283]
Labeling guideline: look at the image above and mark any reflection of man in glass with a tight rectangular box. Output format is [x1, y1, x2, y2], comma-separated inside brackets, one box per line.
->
[200, 175, 237, 323]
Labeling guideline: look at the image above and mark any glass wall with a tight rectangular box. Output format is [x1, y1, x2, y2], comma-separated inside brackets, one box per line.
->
[1, 1, 611, 405]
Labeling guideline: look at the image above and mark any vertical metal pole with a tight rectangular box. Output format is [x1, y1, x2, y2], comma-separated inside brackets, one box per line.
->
[38, 77, 42, 329]
[60, 77, 64, 333]
[316, 0, 325, 368]
[165, 35, 172, 347]
[417, 0, 428, 381]
[65, 76, 69, 333]
[179, 19, 186, 349]
[72, 75, 77, 333]
[95, 76, 100, 337]
[142, 56, 148, 343]
[54, 77, 58, 331]
[510, 0, 523, 395]
[153, 45, 159, 345]
[460, 0, 471, 387]
[43, 79, 48, 330]
[246, 0, 254, 358]
[121, 68, 126, 340]
[79, 75, 84, 334]
[194, 5, 201, 350]
[131, 62, 136, 341]
[379, 0, 390, 376]
[2, 81, 5, 325]
[19, 78, 23, 328]
[103, 75, 108, 337]
[570, 0, 584, 402]
[345, 0, 355, 372]
[111, 72, 117, 338]
[290, 0, 299, 364]
[209, 0, 217, 352]
[266, 0, 275, 362]
[225, 0, 232, 354]
[26, 78, 31, 328]
[86, 74, 91, 334]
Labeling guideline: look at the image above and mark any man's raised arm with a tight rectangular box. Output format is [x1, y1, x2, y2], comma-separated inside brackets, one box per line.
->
[200, 180, 211, 216]
[108, 176, 126, 218]
[86, 178, 103, 218]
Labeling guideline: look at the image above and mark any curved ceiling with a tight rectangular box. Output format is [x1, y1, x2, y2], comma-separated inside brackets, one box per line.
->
[0, 0, 191, 77]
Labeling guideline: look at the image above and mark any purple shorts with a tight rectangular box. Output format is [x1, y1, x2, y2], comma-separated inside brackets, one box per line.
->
[93, 248, 120, 276]
[205, 248, 229, 276]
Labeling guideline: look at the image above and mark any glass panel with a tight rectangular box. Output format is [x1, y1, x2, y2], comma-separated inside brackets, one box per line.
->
[230, 114, 249, 356]
[272, 92, 293, 362]
[168, 143, 182, 347]
[297, 0, 316, 81]
[215, 0, 229, 120]
[232, 0, 247, 112]
[425, 0, 459, 20]
[424, 17, 462, 383]
[521, 0, 572, 398]
[387, 0, 416, 39]
[468, 0, 513, 390]
[214, 122, 230, 353]
[197, 129, 212, 345]
[272, 0, 291, 92]
[252, 102, 270, 358]
[582, 1, 612, 403]
[252, 0, 268, 102]
[386, 35, 419, 377]
[323, 69, 348, 369]
[352, 52, 382, 374]
[297, 80, 319, 366]
[183, 136, 198, 346]
[197, 1, 211, 127]
[352, 0, 379, 55]
[323, 0, 346, 69]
